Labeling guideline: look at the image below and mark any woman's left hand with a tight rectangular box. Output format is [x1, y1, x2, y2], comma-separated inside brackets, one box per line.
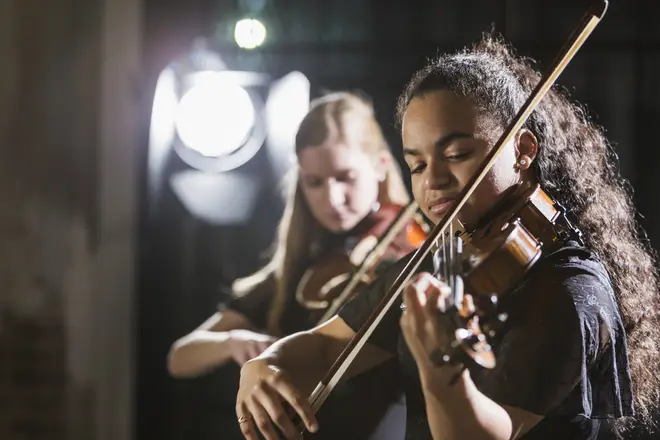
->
[400, 272, 460, 380]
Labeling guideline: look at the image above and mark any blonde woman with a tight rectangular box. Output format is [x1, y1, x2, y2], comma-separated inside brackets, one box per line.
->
[168, 91, 410, 439]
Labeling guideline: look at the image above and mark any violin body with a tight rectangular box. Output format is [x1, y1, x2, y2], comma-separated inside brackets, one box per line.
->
[461, 183, 563, 297]
[431, 183, 583, 370]
[295, 203, 428, 318]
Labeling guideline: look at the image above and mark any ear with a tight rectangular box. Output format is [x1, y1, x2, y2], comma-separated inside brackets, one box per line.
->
[514, 129, 538, 171]
[375, 152, 390, 180]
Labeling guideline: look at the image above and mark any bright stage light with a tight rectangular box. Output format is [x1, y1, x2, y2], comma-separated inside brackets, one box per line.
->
[234, 18, 266, 49]
[147, 43, 310, 222]
[174, 78, 255, 158]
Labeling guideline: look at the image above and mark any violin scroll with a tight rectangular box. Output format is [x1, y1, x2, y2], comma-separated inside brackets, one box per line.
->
[589, 0, 608, 18]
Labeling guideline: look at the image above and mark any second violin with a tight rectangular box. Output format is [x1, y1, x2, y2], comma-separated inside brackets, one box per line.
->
[295, 201, 430, 324]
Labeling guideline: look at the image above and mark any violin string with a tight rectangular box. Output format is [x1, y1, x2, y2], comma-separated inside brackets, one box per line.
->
[455, 236, 462, 307]
[442, 228, 448, 285]
[449, 222, 454, 306]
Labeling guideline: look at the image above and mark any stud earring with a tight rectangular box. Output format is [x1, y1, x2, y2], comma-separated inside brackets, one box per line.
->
[519, 158, 527, 166]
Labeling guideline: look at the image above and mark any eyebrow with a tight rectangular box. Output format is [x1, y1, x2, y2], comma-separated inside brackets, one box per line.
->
[403, 131, 473, 157]
[300, 168, 355, 178]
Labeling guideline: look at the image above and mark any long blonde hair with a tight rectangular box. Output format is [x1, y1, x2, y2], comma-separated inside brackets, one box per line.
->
[233, 91, 410, 335]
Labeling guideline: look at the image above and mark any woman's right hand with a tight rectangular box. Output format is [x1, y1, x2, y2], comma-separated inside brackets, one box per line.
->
[228, 330, 278, 366]
[236, 358, 318, 440]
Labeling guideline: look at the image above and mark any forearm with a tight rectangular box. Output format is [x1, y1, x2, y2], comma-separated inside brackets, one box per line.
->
[257, 331, 336, 395]
[168, 330, 234, 377]
[251, 316, 391, 398]
[421, 369, 512, 440]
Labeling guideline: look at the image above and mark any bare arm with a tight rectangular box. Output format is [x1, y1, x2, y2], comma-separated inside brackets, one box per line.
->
[236, 316, 394, 440]
[261, 316, 394, 394]
[421, 370, 541, 440]
[168, 310, 275, 378]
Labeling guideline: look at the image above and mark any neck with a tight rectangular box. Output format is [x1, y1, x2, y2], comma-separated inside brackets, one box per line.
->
[349, 204, 381, 236]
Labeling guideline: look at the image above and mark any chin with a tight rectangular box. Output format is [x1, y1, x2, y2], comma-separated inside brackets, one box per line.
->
[420, 209, 441, 226]
[427, 212, 462, 230]
[323, 218, 356, 234]
[428, 215, 445, 227]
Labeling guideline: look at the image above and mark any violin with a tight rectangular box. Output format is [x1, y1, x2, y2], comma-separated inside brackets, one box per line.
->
[295, 201, 431, 325]
[296, 0, 609, 426]
[421, 182, 584, 371]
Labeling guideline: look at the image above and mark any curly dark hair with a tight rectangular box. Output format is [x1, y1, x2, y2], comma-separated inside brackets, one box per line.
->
[396, 35, 660, 431]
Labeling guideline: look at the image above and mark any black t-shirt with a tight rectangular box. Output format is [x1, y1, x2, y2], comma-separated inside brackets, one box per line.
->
[224, 272, 319, 336]
[339, 243, 634, 440]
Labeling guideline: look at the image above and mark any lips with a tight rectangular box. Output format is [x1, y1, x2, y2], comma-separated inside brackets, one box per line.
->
[327, 211, 349, 222]
[427, 197, 456, 215]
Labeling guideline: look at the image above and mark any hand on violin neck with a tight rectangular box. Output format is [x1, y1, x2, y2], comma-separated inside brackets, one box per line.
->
[400, 274, 456, 369]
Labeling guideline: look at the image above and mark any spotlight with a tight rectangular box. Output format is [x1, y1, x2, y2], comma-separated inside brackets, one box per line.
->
[174, 76, 256, 158]
[147, 42, 309, 225]
[234, 18, 266, 49]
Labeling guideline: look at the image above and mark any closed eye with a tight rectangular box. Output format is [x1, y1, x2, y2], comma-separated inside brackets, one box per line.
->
[410, 163, 426, 174]
[302, 176, 323, 187]
[445, 151, 472, 162]
[336, 170, 358, 182]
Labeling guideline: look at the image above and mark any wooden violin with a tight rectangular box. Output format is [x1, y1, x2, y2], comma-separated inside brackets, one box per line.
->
[407, 181, 584, 371]
[297, 0, 609, 426]
[295, 201, 431, 325]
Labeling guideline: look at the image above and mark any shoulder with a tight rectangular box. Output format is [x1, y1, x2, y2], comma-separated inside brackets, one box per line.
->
[473, 243, 633, 416]
[511, 244, 634, 417]
[511, 242, 627, 366]
[535, 242, 610, 283]
[231, 265, 277, 298]
[526, 243, 619, 325]
[221, 268, 277, 328]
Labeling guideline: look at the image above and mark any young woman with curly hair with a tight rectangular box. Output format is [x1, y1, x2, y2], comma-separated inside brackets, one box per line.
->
[235, 36, 660, 440]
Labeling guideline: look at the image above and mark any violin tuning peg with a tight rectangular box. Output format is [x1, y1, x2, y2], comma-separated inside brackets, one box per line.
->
[473, 293, 499, 316]
[479, 324, 498, 343]
[481, 312, 509, 340]
[471, 333, 489, 346]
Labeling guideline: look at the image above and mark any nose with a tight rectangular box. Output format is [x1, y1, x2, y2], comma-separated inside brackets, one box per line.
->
[423, 159, 454, 190]
[323, 180, 346, 210]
